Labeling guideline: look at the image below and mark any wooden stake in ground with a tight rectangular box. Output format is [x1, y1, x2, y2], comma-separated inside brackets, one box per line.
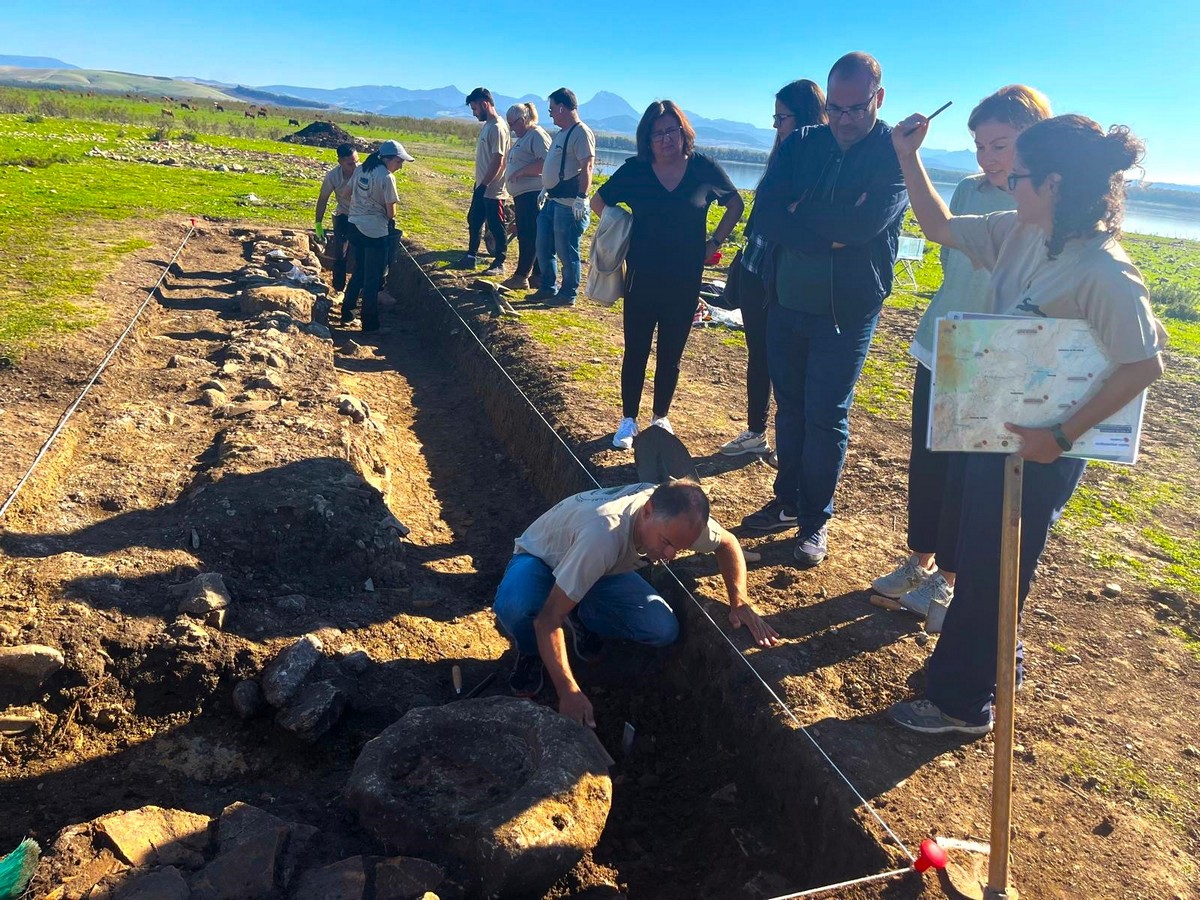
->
[985, 454, 1023, 900]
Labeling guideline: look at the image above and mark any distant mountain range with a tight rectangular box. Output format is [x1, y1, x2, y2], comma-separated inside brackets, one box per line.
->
[5, 57, 1199, 190]
[0, 54, 76, 69]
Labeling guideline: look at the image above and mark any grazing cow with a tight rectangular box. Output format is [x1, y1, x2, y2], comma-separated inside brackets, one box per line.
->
[160, 109, 175, 118]
[257, 108, 268, 118]
[215, 104, 225, 112]
[180, 102, 192, 110]
[244, 108, 256, 118]
[288, 118, 300, 126]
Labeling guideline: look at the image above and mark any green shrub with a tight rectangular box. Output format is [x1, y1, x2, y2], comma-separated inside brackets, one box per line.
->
[1151, 281, 1200, 321]
[24, 113, 43, 123]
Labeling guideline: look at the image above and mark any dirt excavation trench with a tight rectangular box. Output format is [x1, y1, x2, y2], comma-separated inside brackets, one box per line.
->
[0, 226, 894, 900]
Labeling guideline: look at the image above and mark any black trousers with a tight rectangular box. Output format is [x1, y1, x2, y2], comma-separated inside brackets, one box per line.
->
[342, 224, 388, 331]
[621, 271, 699, 419]
[466, 186, 508, 263]
[512, 190, 542, 280]
[907, 363, 968, 571]
[734, 254, 771, 434]
[331, 214, 352, 291]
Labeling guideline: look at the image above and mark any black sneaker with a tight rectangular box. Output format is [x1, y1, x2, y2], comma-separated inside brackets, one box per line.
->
[544, 294, 576, 308]
[509, 653, 544, 698]
[450, 254, 477, 270]
[794, 522, 828, 568]
[741, 498, 798, 533]
[528, 287, 557, 302]
[565, 609, 604, 662]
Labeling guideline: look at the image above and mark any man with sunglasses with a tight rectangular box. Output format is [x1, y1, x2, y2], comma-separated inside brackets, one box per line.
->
[743, 52, 908, 569]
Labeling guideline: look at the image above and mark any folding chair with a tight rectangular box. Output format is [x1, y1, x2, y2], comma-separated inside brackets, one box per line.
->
[894, 234, 926, 291]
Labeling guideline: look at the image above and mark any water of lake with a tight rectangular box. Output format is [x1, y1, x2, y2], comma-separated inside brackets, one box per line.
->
[593, 148, 1200, 241]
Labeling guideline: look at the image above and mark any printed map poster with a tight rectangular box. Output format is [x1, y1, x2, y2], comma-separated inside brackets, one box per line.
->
[929, 314, 1146, 464]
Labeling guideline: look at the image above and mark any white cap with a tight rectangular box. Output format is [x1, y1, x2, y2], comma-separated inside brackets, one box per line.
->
[377, 139, 415, 162]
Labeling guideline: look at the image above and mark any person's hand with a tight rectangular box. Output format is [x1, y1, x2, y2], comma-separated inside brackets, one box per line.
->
[572, 197, 589, 223]
[1004, 423, 1065, 463]
[314, 222, 325, 241]
[729, 604, 779, 648]
[892, 114, 929, 158]
[559, 687, 596, 728]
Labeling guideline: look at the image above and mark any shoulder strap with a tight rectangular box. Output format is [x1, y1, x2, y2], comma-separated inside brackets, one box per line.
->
[559, 123, 580, 181]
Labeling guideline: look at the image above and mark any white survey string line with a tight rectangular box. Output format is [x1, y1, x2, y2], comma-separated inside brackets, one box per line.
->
[764, 865, 914, 899]
[0, 221, 197, 521]
[396, 241, 918, 871]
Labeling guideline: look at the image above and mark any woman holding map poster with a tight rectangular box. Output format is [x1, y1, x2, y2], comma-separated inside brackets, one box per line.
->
[885, 113, 1167, 736]
[871, 86, 1052, 630]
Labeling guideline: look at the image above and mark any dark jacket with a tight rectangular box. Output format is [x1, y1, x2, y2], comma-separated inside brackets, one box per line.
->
[754, 119, 908, 323]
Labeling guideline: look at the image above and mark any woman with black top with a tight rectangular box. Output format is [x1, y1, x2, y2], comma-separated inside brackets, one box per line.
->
[592, 100, 744, 450]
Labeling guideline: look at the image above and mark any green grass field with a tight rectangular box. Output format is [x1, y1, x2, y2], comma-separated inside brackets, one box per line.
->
[1, 84, 1196, 609]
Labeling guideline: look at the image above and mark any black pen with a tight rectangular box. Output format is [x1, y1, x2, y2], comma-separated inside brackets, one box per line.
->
[905, 100, 952, 136]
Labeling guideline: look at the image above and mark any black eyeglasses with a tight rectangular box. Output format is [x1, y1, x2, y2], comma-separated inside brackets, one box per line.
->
[651, 126, 682, 144]
[772, 113, 795, 127]
[1007, 172, 1034, 191]
[826, 97, 875, 121]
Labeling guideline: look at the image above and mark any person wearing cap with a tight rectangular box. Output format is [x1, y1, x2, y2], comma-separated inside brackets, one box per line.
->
[315, 142, 359, 293]
[342, 139, 414, 332]
[452, 87, 512, 276]
[531, 87, 596, 307]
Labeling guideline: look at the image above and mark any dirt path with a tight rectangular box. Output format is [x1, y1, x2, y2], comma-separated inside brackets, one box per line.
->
[1, 225, 1197, 900]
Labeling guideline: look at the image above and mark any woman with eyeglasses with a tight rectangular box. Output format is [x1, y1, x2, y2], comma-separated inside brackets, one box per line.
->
[502, 102, 552, 291]
[871, 86, 1051, 629]
[718, 80, 827, 462]
[591, 100, 744, 450]
[887, 113, 1166, 737]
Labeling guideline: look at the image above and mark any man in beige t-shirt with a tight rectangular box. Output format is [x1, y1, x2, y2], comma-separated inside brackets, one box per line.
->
[452, 87, 512, 276]
[493, 480, 778, 726]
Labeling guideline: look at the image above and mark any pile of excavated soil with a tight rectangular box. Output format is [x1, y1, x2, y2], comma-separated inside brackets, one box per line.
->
[281, 121, 370, 151]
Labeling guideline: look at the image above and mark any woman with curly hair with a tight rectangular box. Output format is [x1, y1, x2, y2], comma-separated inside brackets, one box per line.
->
[887, 113, 1167, 736]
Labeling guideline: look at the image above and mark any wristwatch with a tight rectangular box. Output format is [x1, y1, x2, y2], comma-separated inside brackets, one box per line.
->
[1049, 423, 1073, 452]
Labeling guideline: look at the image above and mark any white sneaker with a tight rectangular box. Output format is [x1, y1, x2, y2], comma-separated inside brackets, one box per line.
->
[898, 572, 954, 618]
[613, 417, 639, 450]
[649, 415, 674, 435]
[719, 429, 770, 456]
[872, 556, 935, 599]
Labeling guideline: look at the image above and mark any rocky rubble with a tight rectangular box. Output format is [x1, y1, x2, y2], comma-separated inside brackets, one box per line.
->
[30, 801, 446, 900]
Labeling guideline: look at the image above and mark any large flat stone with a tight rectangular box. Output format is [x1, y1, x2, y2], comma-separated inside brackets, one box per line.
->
[0, 644, 64, 683]
[114, 865, 190, 899]
[346, 696, 611, 899]
[288, 856, 366, 899]
[190, 823, 285, 899]
[97, 806, 211, 869]
[241, 286, 314, 321]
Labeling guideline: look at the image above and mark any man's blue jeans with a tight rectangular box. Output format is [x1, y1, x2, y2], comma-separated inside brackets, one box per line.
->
[766, 304, 879, 529]
[535, 200, 589, 301]
[493, 553, 678, 655]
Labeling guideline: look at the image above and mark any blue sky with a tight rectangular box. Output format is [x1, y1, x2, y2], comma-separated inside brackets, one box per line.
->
[7, 0, 1197, 183]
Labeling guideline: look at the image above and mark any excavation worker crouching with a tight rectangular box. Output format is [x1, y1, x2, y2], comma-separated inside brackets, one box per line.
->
[493, 480, 778, 727]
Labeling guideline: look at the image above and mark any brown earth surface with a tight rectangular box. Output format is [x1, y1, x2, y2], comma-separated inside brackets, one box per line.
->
[1, 224, 1197, 900]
